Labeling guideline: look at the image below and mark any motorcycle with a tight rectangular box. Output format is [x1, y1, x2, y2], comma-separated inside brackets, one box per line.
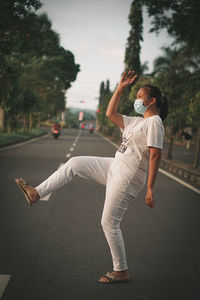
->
[89, 127, 94, 134]
[52, 129, 60, 139]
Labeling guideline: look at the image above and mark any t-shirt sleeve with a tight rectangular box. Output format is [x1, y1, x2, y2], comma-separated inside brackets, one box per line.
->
[120, 115, 137, 133]
[146, 118, 164, 149]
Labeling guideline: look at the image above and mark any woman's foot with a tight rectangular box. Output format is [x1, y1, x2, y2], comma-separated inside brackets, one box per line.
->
[15, 178, 40, 205]
[98, 270, 129, 283]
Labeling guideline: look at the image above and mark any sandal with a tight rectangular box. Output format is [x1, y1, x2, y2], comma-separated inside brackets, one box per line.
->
[98, 271, 130, 283]
[15, 178, 34, 207]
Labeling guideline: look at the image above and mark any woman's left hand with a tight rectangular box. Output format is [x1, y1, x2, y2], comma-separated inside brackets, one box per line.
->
[145, 187, 155, 208]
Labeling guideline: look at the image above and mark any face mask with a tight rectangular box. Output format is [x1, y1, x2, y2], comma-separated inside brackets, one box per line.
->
[133, 98, 150, 115]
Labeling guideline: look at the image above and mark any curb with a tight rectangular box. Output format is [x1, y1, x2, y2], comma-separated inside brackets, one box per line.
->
[0, 132, 50, 151]
[0, 132, 49, 149]
[160, 159, 200, 186]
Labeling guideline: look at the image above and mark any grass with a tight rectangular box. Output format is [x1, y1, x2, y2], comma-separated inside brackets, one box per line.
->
[0, 128, 48, 146]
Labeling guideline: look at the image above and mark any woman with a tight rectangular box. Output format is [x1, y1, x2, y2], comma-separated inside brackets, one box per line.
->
[15, 70, 168, 283]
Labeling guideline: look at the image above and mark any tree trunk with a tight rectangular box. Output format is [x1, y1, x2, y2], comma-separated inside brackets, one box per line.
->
[193, 128, 200, 168]
[29, 112, 33, 133]
[0, 106, 5, 132]
[167, 125, 174, 159]
[37, 114, 41, 129]
[23, 113, 27, 133]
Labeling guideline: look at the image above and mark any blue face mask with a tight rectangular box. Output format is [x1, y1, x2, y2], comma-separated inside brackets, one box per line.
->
[133, 98, 151, 115]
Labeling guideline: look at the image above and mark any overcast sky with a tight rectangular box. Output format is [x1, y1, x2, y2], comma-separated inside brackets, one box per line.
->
[39, 0, 172, 111]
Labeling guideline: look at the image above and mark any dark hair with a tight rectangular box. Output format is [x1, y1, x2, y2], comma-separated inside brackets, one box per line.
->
[140, 84, 169, 121]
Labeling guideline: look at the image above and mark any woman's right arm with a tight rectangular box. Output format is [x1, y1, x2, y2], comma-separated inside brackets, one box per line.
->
[106, 70, 138, 129]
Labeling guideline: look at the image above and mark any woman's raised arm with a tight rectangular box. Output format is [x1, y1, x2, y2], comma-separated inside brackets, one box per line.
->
[106, 71, 137, 128]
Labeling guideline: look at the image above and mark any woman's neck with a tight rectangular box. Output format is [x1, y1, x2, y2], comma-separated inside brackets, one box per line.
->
[143, 107, 159, 119]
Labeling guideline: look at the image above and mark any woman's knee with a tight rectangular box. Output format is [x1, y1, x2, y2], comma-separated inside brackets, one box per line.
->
[67, 156, 81, 170]
[101, 215, 119, 234]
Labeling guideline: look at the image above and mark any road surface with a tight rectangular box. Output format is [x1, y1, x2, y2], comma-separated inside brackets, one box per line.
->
[0, 128, 200, 300]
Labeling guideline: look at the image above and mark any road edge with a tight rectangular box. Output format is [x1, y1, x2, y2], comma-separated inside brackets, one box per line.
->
[0, 133, 50, 152]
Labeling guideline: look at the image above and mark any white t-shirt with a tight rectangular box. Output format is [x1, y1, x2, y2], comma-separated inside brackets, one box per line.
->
[110, 114, 164, 197]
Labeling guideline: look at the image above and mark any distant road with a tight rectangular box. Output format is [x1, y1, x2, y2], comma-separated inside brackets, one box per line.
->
[0, 128, 200, 300]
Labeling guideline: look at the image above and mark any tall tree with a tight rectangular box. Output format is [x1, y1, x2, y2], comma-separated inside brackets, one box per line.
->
[152, 47, 194, 159]
[142, 0, 200, 59]
[187, 87, 200, 168]
[0, 0, 42, 57]
[141, 0, 200, 74]
[0, 6, 80, 132]
[99, 81, 105, 105]
[124, 0, 143, 74]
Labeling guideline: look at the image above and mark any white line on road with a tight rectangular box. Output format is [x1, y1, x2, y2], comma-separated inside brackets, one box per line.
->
[0, 275, 11, 299]
[65, 130, 81, 158]
[97, 131, 200, 195]
[40, 163, 64, 201]
[159, 168, 200, 195]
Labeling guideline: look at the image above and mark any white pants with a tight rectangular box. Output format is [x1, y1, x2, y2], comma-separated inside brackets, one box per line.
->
[36, 156, 134, 271]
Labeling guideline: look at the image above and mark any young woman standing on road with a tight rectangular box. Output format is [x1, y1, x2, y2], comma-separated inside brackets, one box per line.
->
[15, 70, 168, 283]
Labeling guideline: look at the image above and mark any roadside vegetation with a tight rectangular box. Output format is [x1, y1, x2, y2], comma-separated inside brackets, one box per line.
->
[97, 0, 200, 168]
[0, 0, 80, 135]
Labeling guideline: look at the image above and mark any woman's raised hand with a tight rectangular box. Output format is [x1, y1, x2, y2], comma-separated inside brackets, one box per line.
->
[118, 70, 138, 89]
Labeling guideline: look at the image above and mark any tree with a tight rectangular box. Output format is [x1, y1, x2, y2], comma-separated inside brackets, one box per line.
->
[142, 0, 200, 56]
[0, 0, 43, 131]
[0, 0, 42, 57]
[124, 0, 143, 74]
[187, 89, 200, 168]
[152, 47, 195, 159]
[0, 9, 80, 132]
[97, 80, 113, 134]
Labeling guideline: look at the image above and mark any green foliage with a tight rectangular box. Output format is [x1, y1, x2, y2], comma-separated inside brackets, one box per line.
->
[0, 3, 80, 132]
[142, 0, 200, 55]
[0, 0, 42, 56]
[152, 47, 199, 131]
[188, 91, 200, 126]
[0, 127, 46, 146]
[124, 0, 143, 73]
[97, 80, 114, 131]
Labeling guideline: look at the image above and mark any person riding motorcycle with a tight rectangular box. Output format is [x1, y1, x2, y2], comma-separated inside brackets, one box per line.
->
[51, 122, 61, 138]
[89, 123, 94, 134]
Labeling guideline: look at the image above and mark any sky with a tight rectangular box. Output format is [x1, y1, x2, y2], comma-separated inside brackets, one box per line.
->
[39, 0, 172, 111]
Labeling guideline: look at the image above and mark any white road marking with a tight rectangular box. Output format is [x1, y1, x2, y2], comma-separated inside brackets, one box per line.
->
[40, 163, 64, 201]
[0, 275, 11, 299]
[97, 131, 200, 195]
[159, 168, 200, 195]
[0, 134, 49, 152]
[65, 130, 81, 157]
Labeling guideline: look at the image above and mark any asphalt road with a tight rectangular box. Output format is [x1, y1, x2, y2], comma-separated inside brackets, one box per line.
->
[162, 140, 200, 168]
[0, 128, 200, 300]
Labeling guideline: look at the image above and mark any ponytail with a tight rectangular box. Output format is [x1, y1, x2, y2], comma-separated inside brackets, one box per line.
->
[140, 84, 169, 121]
[159, 95, 168, 121]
